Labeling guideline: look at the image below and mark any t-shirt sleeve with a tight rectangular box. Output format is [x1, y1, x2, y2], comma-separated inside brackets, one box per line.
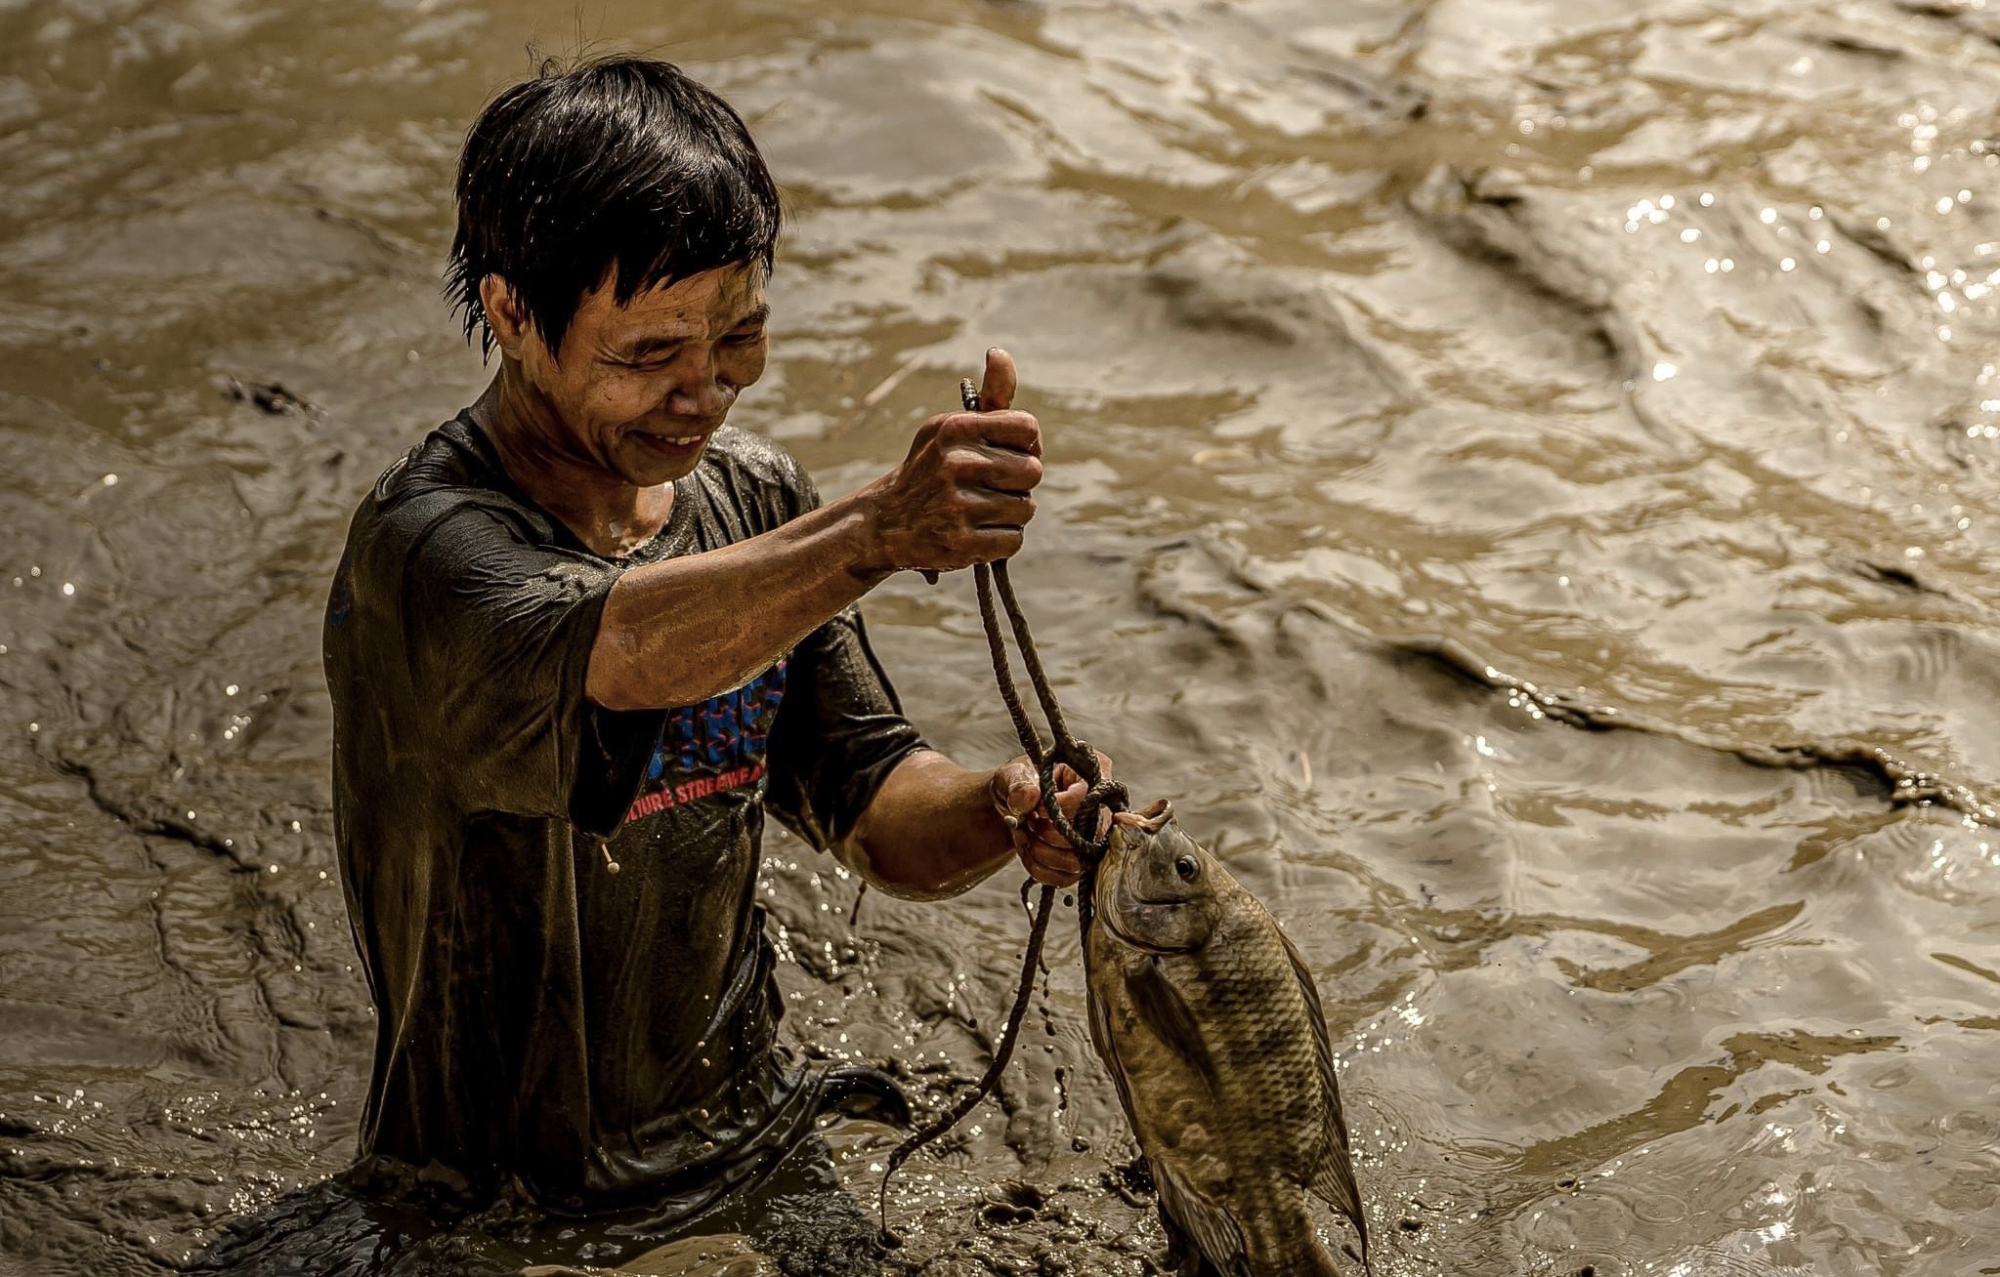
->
[763, 606, 928, 852]
[398, 502, 661, 835]
[755, 455, 927, 851]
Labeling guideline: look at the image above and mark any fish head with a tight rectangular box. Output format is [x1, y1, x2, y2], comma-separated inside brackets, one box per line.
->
[1097, 802, 1228, 954]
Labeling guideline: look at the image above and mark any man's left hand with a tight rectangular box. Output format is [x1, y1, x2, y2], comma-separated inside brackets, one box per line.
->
[989, 752, 1116, 887]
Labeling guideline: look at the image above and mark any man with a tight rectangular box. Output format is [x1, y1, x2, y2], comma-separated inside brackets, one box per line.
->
[322, 56, 1103, 1228]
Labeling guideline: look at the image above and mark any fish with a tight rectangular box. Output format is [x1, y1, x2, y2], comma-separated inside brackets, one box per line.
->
[1083, 802, 1368, 1276]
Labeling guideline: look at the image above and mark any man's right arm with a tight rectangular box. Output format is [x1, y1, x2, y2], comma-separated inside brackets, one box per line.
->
[586, 350, 1041, 712]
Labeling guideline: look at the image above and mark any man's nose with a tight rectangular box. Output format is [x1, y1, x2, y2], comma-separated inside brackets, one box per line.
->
[666, 350, 733, 418]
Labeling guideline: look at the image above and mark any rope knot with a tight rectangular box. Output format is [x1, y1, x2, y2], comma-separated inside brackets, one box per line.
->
[1041, 736, 1126, 864]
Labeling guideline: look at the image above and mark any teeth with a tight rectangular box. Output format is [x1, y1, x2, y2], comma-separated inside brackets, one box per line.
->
[668, 435, 700, 445]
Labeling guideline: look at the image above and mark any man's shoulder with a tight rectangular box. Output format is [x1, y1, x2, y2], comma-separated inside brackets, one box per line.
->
[353, 417, 541, 547]
[699, 427, 813, 500]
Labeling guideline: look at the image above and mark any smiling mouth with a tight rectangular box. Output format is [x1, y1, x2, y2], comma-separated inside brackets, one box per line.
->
[635, 430, 712, 450]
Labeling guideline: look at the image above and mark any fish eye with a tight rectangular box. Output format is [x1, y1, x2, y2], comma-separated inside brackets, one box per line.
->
[1173, 854, 1199, 882]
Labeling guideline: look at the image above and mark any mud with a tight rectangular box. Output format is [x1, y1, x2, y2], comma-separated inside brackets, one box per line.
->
[3, 0, 1999, 1274]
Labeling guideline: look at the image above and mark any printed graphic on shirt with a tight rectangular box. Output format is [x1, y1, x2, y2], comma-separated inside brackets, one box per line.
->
[624, 660, 787, 824]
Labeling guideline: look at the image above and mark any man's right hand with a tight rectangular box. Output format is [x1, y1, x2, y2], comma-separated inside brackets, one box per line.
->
[858, 348, 1043, 576]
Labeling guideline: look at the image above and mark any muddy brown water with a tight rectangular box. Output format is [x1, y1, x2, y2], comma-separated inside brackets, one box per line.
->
[4, 0, 2000, 1273]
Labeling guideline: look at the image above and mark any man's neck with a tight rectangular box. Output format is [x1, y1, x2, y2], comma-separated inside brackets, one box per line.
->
[468, 368, 675, 558]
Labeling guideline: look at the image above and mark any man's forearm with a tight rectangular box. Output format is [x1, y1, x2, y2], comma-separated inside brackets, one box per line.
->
[838, 750, 1017, 900]
[587, 491, 887, 710]
[586, 363, 1045, 712]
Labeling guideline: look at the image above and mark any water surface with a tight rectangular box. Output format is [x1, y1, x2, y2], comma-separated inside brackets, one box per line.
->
[3, 0, 1999, 1273]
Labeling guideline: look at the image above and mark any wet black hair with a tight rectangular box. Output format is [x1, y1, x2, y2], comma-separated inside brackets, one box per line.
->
[446, 55, 782, 360]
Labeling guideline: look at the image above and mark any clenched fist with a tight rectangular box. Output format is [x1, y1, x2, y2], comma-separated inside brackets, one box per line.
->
[989, 752, 1116, 887]
[857, 348, 1043, 576]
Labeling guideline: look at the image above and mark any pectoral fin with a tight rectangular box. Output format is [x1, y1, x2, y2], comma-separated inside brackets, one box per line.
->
[1280, 929, 1369, 1266]
[1123, 956, 1217, 1094]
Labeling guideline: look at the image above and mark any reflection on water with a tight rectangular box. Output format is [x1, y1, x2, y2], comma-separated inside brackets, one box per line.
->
[3, 0, 1999, 1273]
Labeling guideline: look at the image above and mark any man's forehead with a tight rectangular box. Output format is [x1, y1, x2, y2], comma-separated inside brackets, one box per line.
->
[585, 262, 767, 336]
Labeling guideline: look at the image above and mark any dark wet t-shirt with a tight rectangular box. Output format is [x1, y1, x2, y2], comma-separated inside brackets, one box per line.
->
[322, 416, 924, 1217]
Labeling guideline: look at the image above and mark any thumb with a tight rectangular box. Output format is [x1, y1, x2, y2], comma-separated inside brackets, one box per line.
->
[994, 761, 1040, 815]
[978, 347, 1018, 413]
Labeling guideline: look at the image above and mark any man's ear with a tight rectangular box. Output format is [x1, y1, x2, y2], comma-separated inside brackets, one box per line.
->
[479, 275, 533, 361]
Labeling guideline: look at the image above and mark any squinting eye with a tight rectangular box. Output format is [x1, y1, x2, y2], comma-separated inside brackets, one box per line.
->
[1173, 854, 1199, 882]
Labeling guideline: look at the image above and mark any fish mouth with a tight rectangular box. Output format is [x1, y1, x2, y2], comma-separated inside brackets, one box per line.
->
[1099, 898, 1199, 955]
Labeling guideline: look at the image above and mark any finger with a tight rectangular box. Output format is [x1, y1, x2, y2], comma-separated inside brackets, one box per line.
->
[1053, 779, 1088, 816]
[1095, 750, 1114, 779]
[940, 441, 1041, 493]
[1050, 763, 1079, 790]
[1022, 841, 1084, 886]
[964, 448, 1043, 494]
[963, 491, 1036, 531]
[1027, 822, 1073, 851]
[962, 526, 1026, 564]
[941, 410, 1041, 456]
[979, 347, 1018, 413]
[1020, 804, 1078, 850]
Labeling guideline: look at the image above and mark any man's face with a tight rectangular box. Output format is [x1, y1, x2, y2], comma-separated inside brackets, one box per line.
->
[518, 261, 770, 487]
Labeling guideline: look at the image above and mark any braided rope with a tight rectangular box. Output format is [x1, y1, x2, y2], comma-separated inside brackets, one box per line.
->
[876, 377, 1128, 1246]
